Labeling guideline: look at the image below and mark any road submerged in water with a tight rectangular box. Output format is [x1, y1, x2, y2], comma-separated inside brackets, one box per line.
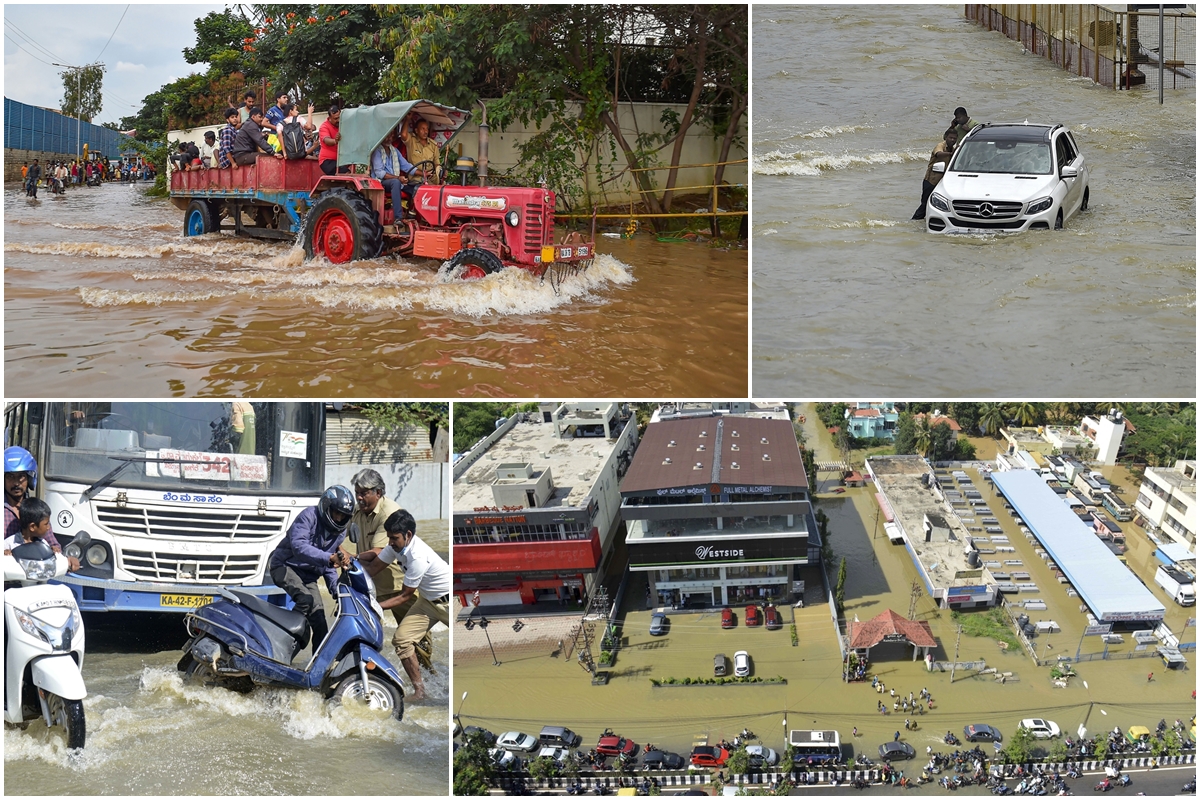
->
[4, 183, 747, 397]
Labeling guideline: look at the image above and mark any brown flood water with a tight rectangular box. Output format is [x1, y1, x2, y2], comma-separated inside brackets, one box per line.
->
[4, 184, 747, 397]
[455, 407, 1193, 760]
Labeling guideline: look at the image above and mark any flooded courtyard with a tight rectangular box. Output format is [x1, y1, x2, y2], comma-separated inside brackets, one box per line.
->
[4, 184, 747, 397]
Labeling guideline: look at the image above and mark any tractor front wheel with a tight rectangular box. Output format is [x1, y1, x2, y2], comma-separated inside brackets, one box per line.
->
[447, 248, 504, 280]
[302, 188, 383, 263]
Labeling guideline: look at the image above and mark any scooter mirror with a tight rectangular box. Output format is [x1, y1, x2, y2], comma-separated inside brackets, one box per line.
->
[346, 523, 360, 545]
[71, 531, 92, 551]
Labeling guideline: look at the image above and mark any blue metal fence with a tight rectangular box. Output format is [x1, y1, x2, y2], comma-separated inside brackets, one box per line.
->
[4, 97, 131, 156]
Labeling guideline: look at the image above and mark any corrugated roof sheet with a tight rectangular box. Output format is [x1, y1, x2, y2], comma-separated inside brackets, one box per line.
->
[325, 412, 434, 465]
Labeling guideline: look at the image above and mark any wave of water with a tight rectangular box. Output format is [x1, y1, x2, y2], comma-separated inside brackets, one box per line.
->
[77, 253, 635, 317]
[753, 148, 927, 176]
[5, 237, 285, 260]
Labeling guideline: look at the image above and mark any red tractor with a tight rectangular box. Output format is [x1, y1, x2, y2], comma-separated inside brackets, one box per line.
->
[170, 99, 595, 281]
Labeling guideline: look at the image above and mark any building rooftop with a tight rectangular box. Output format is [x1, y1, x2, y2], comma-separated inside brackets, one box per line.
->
[454, 416, 619, 511]
[914, 413, 962, 432]
[651, 401, 791, 423]
[1147, 461, 1197, 498]
[622, 416, 806, 494]
[867, 457, 993, 589]
[1004, 427, 1047, 444]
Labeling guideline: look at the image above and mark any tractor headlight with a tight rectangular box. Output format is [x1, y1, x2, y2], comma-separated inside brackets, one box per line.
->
[929, 193, 949, 212]
[505, 209, 519, 227]
[1026, 197, 1053, 215]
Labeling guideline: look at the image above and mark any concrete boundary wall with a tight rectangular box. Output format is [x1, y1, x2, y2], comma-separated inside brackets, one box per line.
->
[325, 462, 447, 521]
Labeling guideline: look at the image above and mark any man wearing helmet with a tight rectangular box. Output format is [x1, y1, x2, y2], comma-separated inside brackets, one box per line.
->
[267, 484, 355, 652]
[4, 446, 80, 570]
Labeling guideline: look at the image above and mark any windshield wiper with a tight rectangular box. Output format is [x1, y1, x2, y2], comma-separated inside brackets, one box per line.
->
[77, 455, 218, 505]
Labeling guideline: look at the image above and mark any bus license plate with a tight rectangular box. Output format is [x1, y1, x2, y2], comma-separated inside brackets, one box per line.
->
[160, 593, 212, 608]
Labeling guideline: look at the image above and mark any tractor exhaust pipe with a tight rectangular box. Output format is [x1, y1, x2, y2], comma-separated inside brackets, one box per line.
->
[476, 100, 489, 187]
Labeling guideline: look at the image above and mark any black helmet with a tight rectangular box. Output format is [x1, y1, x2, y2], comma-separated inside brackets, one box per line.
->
[317, 485, 354, 533]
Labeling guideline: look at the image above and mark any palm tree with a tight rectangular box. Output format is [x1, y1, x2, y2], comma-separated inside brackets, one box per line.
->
[1009, 402, 1040, 427]
[914, 415, 933, 456]
[1139, 402, 1169, 417]
[980, 404, 1006, 438]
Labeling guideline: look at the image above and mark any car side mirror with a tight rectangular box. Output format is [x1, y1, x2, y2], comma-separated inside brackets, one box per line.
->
[931, 162, 946, 174]
[1060, 165, 1078, 178]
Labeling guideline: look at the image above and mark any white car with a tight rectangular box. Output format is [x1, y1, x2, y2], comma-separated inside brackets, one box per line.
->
[745, 745, 779, 766]
[537, 746, 571, 765]
[1019, 718, 1061, 739]
[926, 122, 1089, 234]
[496, 731, 539, 752]
[489, 748, 519, 769]
[734, 650, 750, 677]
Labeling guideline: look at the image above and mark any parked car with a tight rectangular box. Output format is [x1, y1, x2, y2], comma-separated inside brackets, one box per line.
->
[925, 122, 1090, 234]
[597, 734, 639, 757]
[539, 725, 582, 748]
[745, 745, 779, 766]
[878, 741, 916, 762]
[734, 650, 750, 677]
[643, 750, 686, 770]
[496, 731, 539, 752]
[462, 726, 497, 745]
[490, 748, 520, 769]
[1019, 718, 1061, 739]
[721, 607, 736, 629]
[690, 745, 729, 767]
[714, 653, 729, 677]
[745, 605, 762, 627]
[764, 604, 782, 630]
[963, 724, 1003, 743]
[650, 612, 668, 636]
[537, 746, 571, 765]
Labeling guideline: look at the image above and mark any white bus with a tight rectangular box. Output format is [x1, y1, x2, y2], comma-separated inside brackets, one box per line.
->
[788, 729, 843, 765]
[5, 402, 325, 613]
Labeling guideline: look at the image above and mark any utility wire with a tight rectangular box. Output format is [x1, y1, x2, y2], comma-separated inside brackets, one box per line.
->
[3, 33, 58, 67]
[93, 4, 129, 62]
[4, 18, 65, 62]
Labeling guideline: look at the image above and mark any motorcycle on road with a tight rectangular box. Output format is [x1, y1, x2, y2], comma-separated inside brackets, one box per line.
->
[177, 542, 406, 719]
[4, 534, 92, 749]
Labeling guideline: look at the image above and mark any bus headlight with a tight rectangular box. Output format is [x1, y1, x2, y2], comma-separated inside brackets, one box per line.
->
[86, 544, 108, 567]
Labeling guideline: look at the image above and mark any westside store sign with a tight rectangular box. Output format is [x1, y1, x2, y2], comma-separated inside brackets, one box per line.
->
[628, 535, 807, 567]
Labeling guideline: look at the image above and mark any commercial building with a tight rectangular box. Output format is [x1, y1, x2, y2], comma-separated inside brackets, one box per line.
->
[621, 413, 814, 608]
[651, 401, 791, 423]
[866, 456, 1000, 609]
[1136, 460, 1197, 549]
[451, 403, 639, 607]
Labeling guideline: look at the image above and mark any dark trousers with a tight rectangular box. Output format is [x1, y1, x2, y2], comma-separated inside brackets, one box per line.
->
[912, 179, 936, 220]
[320, 160, 352, 176]
[269, 565, 329, 651]
[232, 151, 261, 167]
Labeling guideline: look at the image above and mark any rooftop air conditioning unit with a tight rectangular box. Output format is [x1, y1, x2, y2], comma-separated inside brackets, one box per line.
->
[762, 454, 771, 462]
[731, 462, 740, 469]
[761, 437, 769, 444]
[694, 462, 704, 470]
[662, 457, 672, 465]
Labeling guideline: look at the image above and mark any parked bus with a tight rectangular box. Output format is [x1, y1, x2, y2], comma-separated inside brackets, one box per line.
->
[1101, 492, 1133, 522]
[4, 402, 325, 612]
[787, 729, 843, 764]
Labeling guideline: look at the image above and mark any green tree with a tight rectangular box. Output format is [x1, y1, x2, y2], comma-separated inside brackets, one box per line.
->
[929, 422, 956, 462]
[452, 402, 536, 452]
[453, 730, 497, 794]
[893, 413, 917, 455]
[527, 756, 559, 780]
[779, 744, 794, 775]
[61, 64, 105, 122]
[1009, 402, 1041, 427]
[835, 556, 847, 613]
[947, 402, 981, 436]
[801, 447, 817, 496]
[1093, 735, 1110, 762]
[913, 414, 933, 456]
[183, 8, 258, 76]
[954, 438, 977, 460]
[979, 404, 1006, 438]
[726, 747, 750, 775]
[357, 402, 448, 447]
[1000, 724, 1035, 764]
[1047, 739, 1068, 763]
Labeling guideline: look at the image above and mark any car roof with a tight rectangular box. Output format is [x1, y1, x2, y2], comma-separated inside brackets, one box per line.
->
[968, 123, 1061, 143]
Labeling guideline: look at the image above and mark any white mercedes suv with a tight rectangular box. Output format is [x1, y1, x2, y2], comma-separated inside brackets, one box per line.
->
[926, 123, 1090, 233]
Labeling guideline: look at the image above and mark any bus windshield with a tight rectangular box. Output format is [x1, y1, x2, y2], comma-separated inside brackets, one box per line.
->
[42, 402, 323, 496]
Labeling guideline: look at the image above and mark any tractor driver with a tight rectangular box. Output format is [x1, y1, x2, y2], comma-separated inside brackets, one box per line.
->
[370, 135, 417, 217]
[401, 116, 441, 184]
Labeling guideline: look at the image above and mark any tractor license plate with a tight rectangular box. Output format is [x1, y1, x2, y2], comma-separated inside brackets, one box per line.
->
[160, 593, 212, 609]
[542, 245, 591, 263]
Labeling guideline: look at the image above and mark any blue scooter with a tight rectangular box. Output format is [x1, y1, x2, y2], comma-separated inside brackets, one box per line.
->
[177, 556, 406, 719]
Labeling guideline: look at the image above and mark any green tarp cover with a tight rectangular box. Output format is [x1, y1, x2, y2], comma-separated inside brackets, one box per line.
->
[337, 100, 471, 167]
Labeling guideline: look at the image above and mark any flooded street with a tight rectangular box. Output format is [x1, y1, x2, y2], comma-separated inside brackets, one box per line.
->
[753, 5, 1195, 396]
[4, 184, 746, 397]
[4, 523, 451, 795]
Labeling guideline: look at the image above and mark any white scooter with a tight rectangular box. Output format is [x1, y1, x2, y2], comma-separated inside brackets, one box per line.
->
[4, 533, 91, 749]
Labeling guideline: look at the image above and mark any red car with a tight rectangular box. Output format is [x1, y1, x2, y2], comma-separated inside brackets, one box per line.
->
[721, 607, 736, 629]
[764, 604, 782, 630]
[690, 745, 730, 767]
[597, 735, 639, 758]
[745, 604, 762, 627]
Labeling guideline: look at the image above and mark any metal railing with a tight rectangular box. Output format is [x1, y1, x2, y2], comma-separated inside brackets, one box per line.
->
[965, 4, 1195, 92]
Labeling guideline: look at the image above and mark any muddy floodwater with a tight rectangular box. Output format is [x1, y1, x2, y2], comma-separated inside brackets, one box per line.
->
[4, 185, 746, 397]
[753, 5, 1195, 396]
[4, 524, 450, 795]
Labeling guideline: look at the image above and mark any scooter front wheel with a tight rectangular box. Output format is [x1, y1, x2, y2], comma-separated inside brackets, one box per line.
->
[333, 673, 403, 720]
[47, 693, 85, 750]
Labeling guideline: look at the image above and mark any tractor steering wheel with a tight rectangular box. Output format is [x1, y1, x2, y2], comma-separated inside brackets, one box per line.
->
[407, 160, 438, 184]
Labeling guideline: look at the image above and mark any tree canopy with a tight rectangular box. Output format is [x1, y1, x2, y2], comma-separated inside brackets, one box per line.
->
[61, 64, 105, 122]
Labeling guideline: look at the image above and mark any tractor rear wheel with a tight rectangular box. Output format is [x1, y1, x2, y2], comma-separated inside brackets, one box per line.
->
[302, 188, 383, 264]
[447, 247, 504, 280]
[184, 199, 216, 236]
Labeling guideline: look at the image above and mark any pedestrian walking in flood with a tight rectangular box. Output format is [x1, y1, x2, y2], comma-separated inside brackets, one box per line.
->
[1147, 672, 1154, 682]
[894, 731, 901, 741]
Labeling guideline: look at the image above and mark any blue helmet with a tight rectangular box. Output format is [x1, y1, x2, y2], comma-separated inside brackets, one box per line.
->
[3, 446, 37, 489]
[317, 485, 354, 533]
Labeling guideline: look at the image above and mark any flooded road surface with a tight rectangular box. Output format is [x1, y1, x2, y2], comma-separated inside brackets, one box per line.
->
[4, 525, 451, 795]
[4, 185, 746, 397]
[753, 5, 1195, 397]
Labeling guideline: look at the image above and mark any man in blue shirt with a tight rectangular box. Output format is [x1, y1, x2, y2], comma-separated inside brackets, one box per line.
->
[268, 485, 354, 651]
[370, 135, 415, 218]
[218, 107, 240, 169]
[264, 90, 290, 129]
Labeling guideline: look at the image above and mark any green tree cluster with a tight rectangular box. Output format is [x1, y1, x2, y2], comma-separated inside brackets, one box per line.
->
[453, 402, 538, 453]
[60, 64, 106, 122]
[453, 730, 497, 795]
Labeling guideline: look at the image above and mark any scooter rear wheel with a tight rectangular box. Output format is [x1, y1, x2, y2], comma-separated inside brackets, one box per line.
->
[47, 693, 85, 750]
[333, 673, 403, 720]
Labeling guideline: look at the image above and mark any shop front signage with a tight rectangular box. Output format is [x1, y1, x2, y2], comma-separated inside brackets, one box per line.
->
[628, 535, 807, 567]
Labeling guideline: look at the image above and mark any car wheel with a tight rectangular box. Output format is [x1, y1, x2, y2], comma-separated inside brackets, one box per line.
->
[1081, 187, 1089, 211]
[1054, 210, 1063, 230]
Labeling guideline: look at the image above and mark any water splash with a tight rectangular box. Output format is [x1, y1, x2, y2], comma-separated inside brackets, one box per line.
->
[753, 148, 926, 176]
